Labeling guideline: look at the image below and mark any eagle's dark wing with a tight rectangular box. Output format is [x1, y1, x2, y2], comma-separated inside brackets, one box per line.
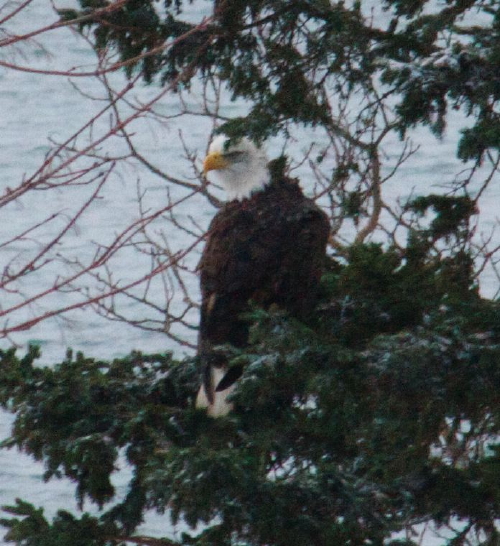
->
[197, 181, 329, 412]
[199, 205, 281, 352]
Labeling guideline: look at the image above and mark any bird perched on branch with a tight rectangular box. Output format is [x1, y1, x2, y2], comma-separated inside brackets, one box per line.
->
[196, 135, 329, 417]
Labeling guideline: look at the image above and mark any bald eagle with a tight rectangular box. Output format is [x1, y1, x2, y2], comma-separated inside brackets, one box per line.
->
[196, 135, 329, 417]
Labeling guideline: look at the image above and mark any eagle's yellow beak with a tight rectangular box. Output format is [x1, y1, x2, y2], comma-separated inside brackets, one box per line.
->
[203, 152, 229, 174]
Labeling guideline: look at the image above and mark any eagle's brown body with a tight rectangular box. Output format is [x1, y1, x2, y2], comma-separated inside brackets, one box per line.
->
[198, 172, 329, 414]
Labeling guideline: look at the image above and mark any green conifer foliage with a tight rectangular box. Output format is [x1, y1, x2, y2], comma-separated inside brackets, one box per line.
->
[60, 0, 500, 157]
[2, 199, 500, 544]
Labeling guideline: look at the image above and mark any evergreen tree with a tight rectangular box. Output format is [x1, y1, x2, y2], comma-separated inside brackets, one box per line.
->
[3, 1, 500, 545]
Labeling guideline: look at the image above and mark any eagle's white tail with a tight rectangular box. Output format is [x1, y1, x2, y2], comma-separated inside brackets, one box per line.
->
[196, 366, 235, 417]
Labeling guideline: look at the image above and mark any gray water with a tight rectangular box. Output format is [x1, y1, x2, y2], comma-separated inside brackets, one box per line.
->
[0, 1, 498, 544]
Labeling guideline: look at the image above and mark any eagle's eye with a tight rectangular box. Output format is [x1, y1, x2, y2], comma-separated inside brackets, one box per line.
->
[224, 151, 246, 162]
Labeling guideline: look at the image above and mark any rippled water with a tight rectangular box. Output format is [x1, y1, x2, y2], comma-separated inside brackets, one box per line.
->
[0, 1, 209, 539]
[0, 1, 498, 544]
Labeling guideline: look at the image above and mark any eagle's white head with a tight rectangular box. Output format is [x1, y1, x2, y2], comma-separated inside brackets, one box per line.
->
[203, 135, 270, 201]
